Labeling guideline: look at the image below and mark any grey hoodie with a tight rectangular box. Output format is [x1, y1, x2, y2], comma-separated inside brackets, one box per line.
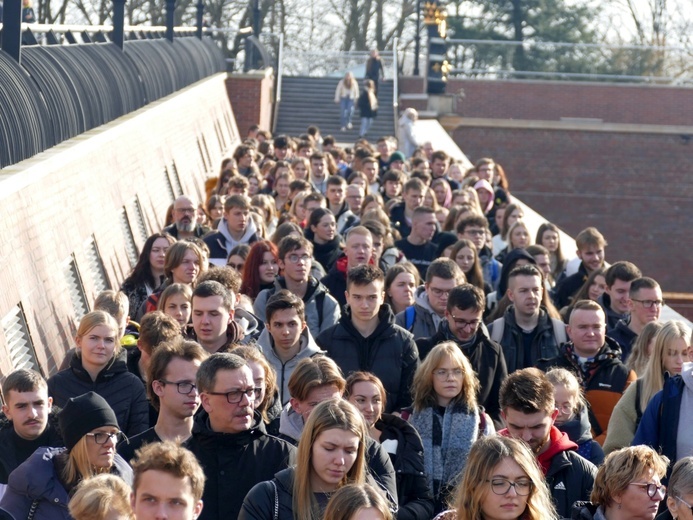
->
[278, 404, 304, 444]
[394, 286, 444, 340]
[206, 216, 259, 265]
[677, 363, 693, 460]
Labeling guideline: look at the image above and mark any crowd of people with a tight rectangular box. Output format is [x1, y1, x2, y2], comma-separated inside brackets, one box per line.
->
[0, 121, 690, 520]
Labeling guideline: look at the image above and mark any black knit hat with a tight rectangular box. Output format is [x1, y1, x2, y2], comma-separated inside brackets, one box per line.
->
[58, 392, 119, 451]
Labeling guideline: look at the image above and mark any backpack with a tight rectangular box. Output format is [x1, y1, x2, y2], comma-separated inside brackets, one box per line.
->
[490, 316, 567, 345]
[404, 305, 416, 331]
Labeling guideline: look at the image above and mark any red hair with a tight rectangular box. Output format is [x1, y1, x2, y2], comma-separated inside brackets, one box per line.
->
[240, 240, 279, 299]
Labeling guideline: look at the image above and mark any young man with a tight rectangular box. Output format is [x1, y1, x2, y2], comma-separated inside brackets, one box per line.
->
[430, 150, 460, 189]
[608, 276, 662, 361]
[554, 227, 607, 308]
[191, 281, 244, 353]
[203, 195, 259, 265]
[320, 226, 373, 308]
[256, 290, 323, 405]
[325, 175, 357, 234]
[488, 265, 566, 373]
[538, 300, 636, 444]
[395, 206, 439, 280]
[163, 195, 211, 240]
[389, 178, 425, 239]
[601, 261, 642, 330]
[185, 353, 295, 520]
[309, 151, 329, 195]
[380, 169, 406, 203]
[317, 264, 419, 412]
[127, 311, 181, 386]
[345, 184, 365, 218]
[233, 144, 256, 177]
[130, 441, 205, 520]
[273, 135, 294, 161]
[499, 368, 597, 518]
[395, 258, 465, 341]
[120, 339, 208, 462]
[376, 136, 396, 174]
[456, 214, 501, 291]
[0, 370, 62, 492]
[302, 192, 326, 223]
[361, 156, 380, 194]
[254, 236, 340, 338]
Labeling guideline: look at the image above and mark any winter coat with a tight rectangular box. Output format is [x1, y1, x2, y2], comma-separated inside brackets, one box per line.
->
[334, 78, 359, 102]
[203, 217, 259, 264]
[398, 112, 419, 158]
[603, 378, 643, 455]
[395, 286, 444, 341]
[184, 411, 295, 520]
[554, 262, 590, 309]
[557, 406, 605, 466]
[312, 236, 343, 273]
[607, 319, 638, 362]
[316, 305, 419, 413]
[389, 202, 412, 239]
[47, 349, 149, 437]
[320, 255, 349, 308]
[571, 503, 608, 520]
[417, 323, 508, 428]
[478, 245, 502, 293]
[0, 447, 132, 520]
[358, 90, 378, 119]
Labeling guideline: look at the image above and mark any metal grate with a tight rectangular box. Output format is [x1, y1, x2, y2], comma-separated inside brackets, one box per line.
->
[1, 304, 41, 373]
[200, 135, 212, 171]
[63, 256, 89, 319]
[214, 118, 227, 152]
[170, 162, 184, 197]
[132, 197, 149, 244]
[162, 166, 176, 203]
[85, 237, 110, 293]
[120, 208, 139, 266]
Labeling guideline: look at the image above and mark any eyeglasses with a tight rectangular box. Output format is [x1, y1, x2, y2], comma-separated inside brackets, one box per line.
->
[86, 431, 125, 445]
[629, 482, 666, 499]
[487, 478, 534, 496]
[159, 380, 197, 394]
[557, 404, 575, 416]
[175, 208, 196, 214]
[287, 254, 311, 264]
[206, 387, 259, 404]
[631, 299, 665, 309]
[676, 496, 693, 515]
[433, 368, 464, 379]
[429, 287, 452, 298]
[449, 315, 481, 330]
[464, 229, 486, 236]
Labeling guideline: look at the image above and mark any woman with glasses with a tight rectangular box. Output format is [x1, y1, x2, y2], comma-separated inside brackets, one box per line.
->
[434, 436, 556, 520]
[571, 445, 668, 520]
[663, 457, 693, 520]
[407, 342, 494, 515]
[0, 392, 132, 520]
[48, 311, 149, 437]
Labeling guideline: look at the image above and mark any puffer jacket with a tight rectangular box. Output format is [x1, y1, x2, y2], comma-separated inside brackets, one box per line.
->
[47, 349, 149, 437]
[395, 286, 444, 341]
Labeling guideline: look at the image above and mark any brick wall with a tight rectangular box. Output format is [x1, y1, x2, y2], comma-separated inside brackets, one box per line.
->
[0, 74, 240, 378]
[225, 69, 275, 135]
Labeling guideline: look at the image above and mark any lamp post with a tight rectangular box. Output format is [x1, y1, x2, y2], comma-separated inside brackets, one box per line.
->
[414, 0, 421, 76]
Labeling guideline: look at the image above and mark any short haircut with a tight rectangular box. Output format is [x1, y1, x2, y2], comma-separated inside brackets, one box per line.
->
[347, 171, 368, 185]
[277, 235, 313, 259]
[132, 441, 206, 503]
[196, 266, 242, 295]
[196, 353, 247, 393]
[265, 289, 306, 324]
[361, 220, 386, 240]
[224, 194, 251, 212]
[499, 367, 556, 416]
[2, 369, 46, 397]
[192, 281, 234, 312]
[456, 214, 489, 235]
[630, 276, 660, 296]
[447, 284, 485, 312]
[605, 261, 641, 287]
[525, 244, 549, 257]
[93, 291, 129, 324]
[425, 257, 464, 284]
[361, 156, 377, 166]
[507, 264, 543, 283]
[289, 179, 311, 192]
[403, 178, 425, 193]
[382, 169, 406, 184]
[303, 192, 325, 206]
[431, 150, 448, 163]
[138, 311, 181, 356]
[327, 175, 346, 187]
[575, 226, 607, 250]
[347, 264, 384, 290]
[412, 206, 436, 218]
[288, 355, 345, 402]
[310, 151, 326, 162]
[69, 474, 133, 520]
[345, 225, 372, 242]
[228, 176, 250, 190]
[147, 338, 208, 410]
[569, 299, 604, 319]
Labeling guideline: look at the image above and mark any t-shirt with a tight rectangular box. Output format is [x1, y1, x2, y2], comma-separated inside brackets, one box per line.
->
[395, 239, 438, 279]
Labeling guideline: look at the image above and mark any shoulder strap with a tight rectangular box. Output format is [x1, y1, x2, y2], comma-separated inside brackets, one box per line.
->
[490, 317, 505, 344]
[635, 379, 644, 426]
[269, 480, 279, 520]
[405, 305, 415, 330]
[315, 291, 325, 328]
[550, 318, 567, 345]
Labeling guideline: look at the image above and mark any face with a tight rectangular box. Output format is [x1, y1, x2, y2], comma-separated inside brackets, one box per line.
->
[238, 151, 254, 168]
[346, 187, 364, 212]
[258, 251, 279, 284]
[663, 337, 689, 375]
[552, 384, 577, 426]
[267, 308, 306, 352]
[171, 250, 201, 285]
[509, 226, 530, 249]
[362, 162, 378, 183]
[210, 203, 224, 220]
[502, 408, 556, 454]
[225, 206, 249, 234]
[154, 357, 201, 419]
[508, 275, 543, 318]
[480, 457, 531, 520]
[630, 287, 663, 325]
[534, 254, 551, 279]
[370, 234, 384, 264]
[384, 180, 402, 198]
[150, 238, 171, 272]
[173, 198, 197, 232]
[423, 191, 435, 208]
[404, 189, 424, 211]
[132, 470, 203, 520]
[388, 272, 417, 309]
[279, 247, 311, 283]
[668, 492, 693, 520]
[2, 388, 52, 441]
[248, 177, 260, 196]
[445, 306, 483, 342]
[348, 381, 383, 428]
[227, 254, 245, 273]
[346, 281, 385, 323]
[85, 425, 119, 469]
[455, 246, 475, 274]
[201, 367, 254, 433]
[426, 276, 459, 316]
[606, 278, 633, 315]
[77, 324, 117, 369]
[588, 275, 607, 301]
[327, 184, 345, 207]
[310, 428, 360, 492]
[247, 360, 267, 409]
[311, 158, 326, 179]
[293, 161, 308, 179]
[432, 184, 447, 205]
[377, 140, 392, 158]
[304, 201, 323, 222]
[292, 384, 342, 423]
[577, 245, 605, 272]
[163, 293, 192, 328]
[313, 214, 337, 242]
[432, 355, 464, 407]
[463, 226, 487, 251]
[412, 212, 437, 242]
[541, 230, 559, 252]
[567, 308, 606, 357]
[275, 178, 290, 198]
[616, 469, 665, 520]
[192, 295, 233, 351]
[477, 163, 495, 182]
[345, 233, 373, 268]
[431, 158, 447, 177]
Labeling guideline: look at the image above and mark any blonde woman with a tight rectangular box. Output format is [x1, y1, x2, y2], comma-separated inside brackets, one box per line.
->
[335, 72, 359, 131]
[324, 483, 393, 520]
[69, 474, 134, 520]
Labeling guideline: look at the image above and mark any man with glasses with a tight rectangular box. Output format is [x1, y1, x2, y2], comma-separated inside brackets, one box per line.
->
[608, 277, 663, 362]
[185, 353, 295, 520]
[456, 214, 502, 291]
[345, 184, 365, 219]
[163, 195, 210, 240]
[417, 284, 507, 427]
[538, 300, 636, 445]
[498, 368, 597, 518]
[119, 338, 207, 462]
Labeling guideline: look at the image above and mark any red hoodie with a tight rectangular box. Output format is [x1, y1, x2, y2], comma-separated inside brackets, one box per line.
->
[498, 426, 578, 475]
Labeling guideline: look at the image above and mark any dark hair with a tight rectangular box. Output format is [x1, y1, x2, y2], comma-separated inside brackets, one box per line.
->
[449, 239, 485, 291]
[265, 289, 306, 324]
[192, 281, 234, 312]
[630, 276, 660, 296]
[138, 311, 181, 355]
[2, 369, 46, 397]
[240, 241, 279, 299]
[403, 178, 425, 193]
[122, 233, 175, 290]
[271, 222, 304, 245]
[196, 353, 247, 393]
[382, 169, 406, 184]
[224, 194, 251, 212]
[447, 284, 485, 313]
[327, 175, 346, 188]
[147, 338, 208, 410]
[197, 266, 242, 295]
[605, 261, 642, 287]
[525, 244, 549, 258]
[347, 264, 384, 290]
[499, 367, 555, 415]
[507, 264, 543, 283]
[431, 150, 448, 163]
[456, 214, 489, 235]
[308, 207, 334, 230]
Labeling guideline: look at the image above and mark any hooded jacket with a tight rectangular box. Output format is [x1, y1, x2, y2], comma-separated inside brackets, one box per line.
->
[184, 410, 295, 520]
[253, 276, 341, 339]
[395, 286, 444, 341]
[312, 236, 343, 272]
[557, 406, 605, 466]
[398, 111, 419, 159]
[320, 255, 349, 308]
[203, 217, 259, 264]
[316, 305, 419, 413]
[607, 318, 638, 362]
[47, 349, 149, 437]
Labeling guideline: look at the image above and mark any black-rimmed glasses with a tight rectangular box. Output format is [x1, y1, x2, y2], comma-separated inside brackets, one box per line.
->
[629, 482, 666, 499]
[631, 298, 665, 309]
[206, 387, 259, 404]
[159, 380, 197, 394]
[486, 478, 534, 496]
[86, 431, 125, 445]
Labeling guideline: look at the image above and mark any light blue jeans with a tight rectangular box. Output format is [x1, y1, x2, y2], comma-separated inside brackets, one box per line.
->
[360, 117, 374, 136]
[340, 97, 354, 128]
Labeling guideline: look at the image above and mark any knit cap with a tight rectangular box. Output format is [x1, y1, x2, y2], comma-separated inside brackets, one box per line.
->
[58, 392, 119, 451]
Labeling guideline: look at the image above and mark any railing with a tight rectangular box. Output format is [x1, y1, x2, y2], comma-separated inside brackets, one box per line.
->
[279, 49, 396, 77]
[392, 37, 399, 135]
[272, 33, 284, 133]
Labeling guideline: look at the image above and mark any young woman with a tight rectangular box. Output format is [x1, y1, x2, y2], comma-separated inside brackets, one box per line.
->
[0, 393, 132, 520]
[496, 220, 532, 264]
[120, 233, 175, 317]
[492, 202, 524, 255]
[335, 72, 360, 131]
[536, 222, 567, 284]
[546, 368, 604, 466]
[205, 195, 225, 227]
[291, 157, 310, 181]
[233, 346, 282, 436]
[603, 320, 690, 455]
[346, 372, 434, 519]
[434, 436, 556, 520]
[361, 193, 385, 216]
[408, 342, 493, 514]
[251, 194, 278, 237]
[559, 267, 607, 323]
[157, 283, 192, 329]
[227, 243, 250, 273]
[247, 171, 264, 197]
[239, 399, 368, 520]
[384, 262, 420, 315]
[240, 240, 279, 300]
[448, 239, 490, 294]
[432, 178, 453, 209]
[47, 312, 149, 437]
[68, 474, 134, 520]
[358, 79, 378, 138]
[324, 484, 393, 520]
[309, 208, 342, 271]
[626, 321, 664, 376]
[273, 171, 293, 214]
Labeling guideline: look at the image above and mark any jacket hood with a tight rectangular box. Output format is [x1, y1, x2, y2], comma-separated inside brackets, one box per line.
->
[497, 248, 537, 296]
[70, 346, 128, 382]
[235, 307, 260, 337]
[556, 405, 594, 445]
[256, 326, 322, 364]
[413, 285, 444, 330]
[191, 409, 268, 446]
[375, 413, 426, 474]
[500, 425, 577, 475]
[7, 447, 69, 501]
[216, 216, 258, 251]
[278, 404, 304, 443]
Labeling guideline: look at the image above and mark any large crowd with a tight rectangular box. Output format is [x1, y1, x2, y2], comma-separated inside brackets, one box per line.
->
[0, 121, 690, 520]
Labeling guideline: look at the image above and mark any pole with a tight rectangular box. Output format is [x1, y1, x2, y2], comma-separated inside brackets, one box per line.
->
[112, 0, 126, 49]
[196, 0, 204, 39]
[414, 0, 421, 76]
[1, 0, 23, 62]
[165, 0, 175, 42]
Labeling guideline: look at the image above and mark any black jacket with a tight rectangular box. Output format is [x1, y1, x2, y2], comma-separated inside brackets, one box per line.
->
[316, 305, 419, 412]
[47, 349, 149, 437]
[377, 414, 434, 520]
[389, 203, 411, 239]
[554, 262, 590, 309]
[607, 318, 638, 362]
[320, 256, 348, 308]
[312, 236, 343, 273]
[547, 448, 597, 519]
[417, 322, 508, 428]
[184, 411, 295, 520]
[162, 223, 211, 240]
[557, 406, 605, 466]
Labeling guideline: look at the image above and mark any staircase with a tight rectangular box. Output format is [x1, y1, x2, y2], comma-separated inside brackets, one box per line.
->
[274, 76, 396, 140]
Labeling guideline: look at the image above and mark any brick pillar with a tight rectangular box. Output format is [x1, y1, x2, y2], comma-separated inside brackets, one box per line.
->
[225, 68, 275, 135]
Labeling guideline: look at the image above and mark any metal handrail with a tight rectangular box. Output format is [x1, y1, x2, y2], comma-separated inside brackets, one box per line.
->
[392, 37, 399, 136]
[272, 33, 284, 133]
[5, 22, 196, 33]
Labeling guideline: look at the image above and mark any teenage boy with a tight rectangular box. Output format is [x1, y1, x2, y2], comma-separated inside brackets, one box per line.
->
[309, 151, 329, 195]
[361, 156, 380, 194]
[256, 291, 323, 405]
[601, 261, 641, 330]
[395, 206, 439, 280]
[499, 368, 597, 518]
[390, 178, 426, 239]
[317, 264, 419, 412]
[430, 150, 460, 189]
[127, 311, 181, 386]
[321, 226, 374, 308]
[380, 169, 406, 203]
[204, 195, 259, 265]
[456, 214, 501, 291]
[191, 281, 244, 353]
[326, 175, 357, 234]
[554, 227, 607, 308]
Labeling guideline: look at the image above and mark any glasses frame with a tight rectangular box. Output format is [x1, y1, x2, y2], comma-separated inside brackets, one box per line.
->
[433, 368, 464, 379]
[159, 379, 197, 395]
[631, 298, 665, 309]
[449, 315, 482, 330]
[486, 478, 534, 496]
[206, 387, 259, 404]
[629, 482, 666, 499]
[86, 431, 125, 445]
[286, 254, 311, 264]
[676, 496, 693, 515]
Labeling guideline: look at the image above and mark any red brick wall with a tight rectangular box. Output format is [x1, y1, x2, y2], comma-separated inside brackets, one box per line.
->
[0, 74, 240, 378]
[225, 69, 275, 135]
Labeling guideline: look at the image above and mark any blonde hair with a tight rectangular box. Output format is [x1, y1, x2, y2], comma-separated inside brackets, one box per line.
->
[412, 342, 479, 412]
[626, 321, 663, 376]
[545, 367, 587, 415]
[507, 219, 531, 249]
[60, 435, 111, 489]
[76, 311, 120, 356]
[323, 483, 393, 520]
[69, 474, 134, 520]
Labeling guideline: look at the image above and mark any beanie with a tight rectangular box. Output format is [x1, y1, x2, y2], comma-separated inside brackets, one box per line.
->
[389, 151, 406, 163]
[58, 392, 119, 451]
